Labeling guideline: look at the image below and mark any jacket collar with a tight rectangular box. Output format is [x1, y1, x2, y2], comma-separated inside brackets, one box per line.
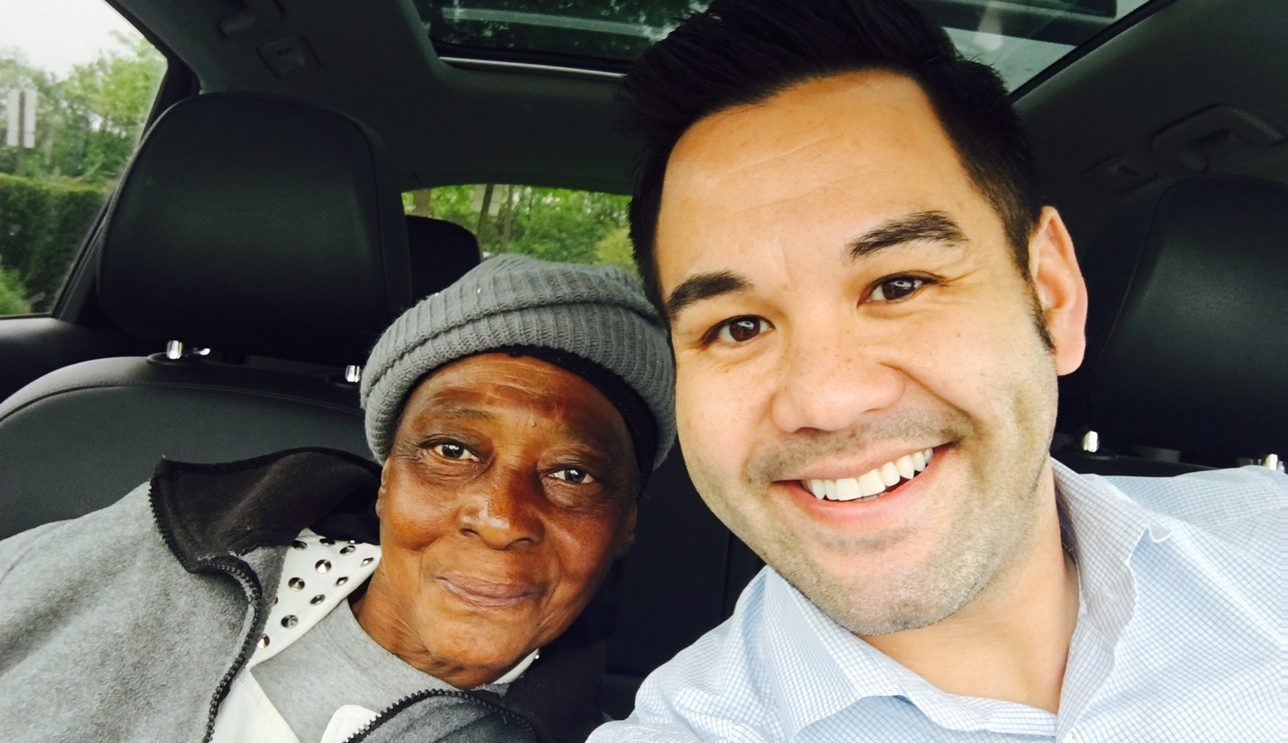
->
[149, 447, 382, 571]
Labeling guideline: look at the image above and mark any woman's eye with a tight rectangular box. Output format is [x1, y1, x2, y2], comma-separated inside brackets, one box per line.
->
[550, 467, 595, 485]
[714, 316, 771, 344]
[429, 442, 478, 461]
[870, 276, 927, 302]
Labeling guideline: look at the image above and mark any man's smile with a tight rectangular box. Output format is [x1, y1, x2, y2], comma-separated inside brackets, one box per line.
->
[763, 444, 957, 537]
[801, 446, 935, 501]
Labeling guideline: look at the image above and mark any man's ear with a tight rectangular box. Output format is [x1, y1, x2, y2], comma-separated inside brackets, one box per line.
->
[1028, 207, 1088, 376]
[614, 501, 638, 559]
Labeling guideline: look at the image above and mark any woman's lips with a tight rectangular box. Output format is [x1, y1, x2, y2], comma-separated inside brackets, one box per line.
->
[437, 575, 539, 609]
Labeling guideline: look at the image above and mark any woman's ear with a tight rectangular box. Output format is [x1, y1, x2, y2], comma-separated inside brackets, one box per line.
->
[374, 464, 390, 519]
[614, 502, 638, 560]
[1028, 207, 1089, 376]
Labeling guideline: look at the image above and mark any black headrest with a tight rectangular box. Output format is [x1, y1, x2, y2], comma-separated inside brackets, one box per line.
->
[1080, 176, 1288, 455]
[405, 215, 482, 298]
[98, 93, 412, 366]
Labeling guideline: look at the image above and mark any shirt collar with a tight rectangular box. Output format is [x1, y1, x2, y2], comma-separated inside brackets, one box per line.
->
[761, 569, 908, 732]
[1052, 460, 1155, 642]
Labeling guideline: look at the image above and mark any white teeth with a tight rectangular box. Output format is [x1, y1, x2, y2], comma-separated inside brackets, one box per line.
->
[895, 455, 915, 480]
[857, 470, 886, 497]
[803, 447, 938, 502]
[834, 478, 861, 501]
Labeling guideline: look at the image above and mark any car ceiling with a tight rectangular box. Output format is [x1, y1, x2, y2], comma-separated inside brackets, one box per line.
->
[112, 0, 1288, 250]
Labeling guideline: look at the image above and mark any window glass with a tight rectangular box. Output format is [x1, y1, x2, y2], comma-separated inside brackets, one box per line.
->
[404, 185, 636, 274]
[420, 0, 1151, 89]
[0, 0, 166, 315]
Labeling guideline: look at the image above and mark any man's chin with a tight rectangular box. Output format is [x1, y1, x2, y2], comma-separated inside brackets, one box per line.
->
[776, 554, 979, 637]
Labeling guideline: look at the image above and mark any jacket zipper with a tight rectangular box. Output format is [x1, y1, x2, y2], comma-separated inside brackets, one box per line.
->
[343, 688, 538, 743]
[148, 484, 266, 743]
[200, 558, 265, 743]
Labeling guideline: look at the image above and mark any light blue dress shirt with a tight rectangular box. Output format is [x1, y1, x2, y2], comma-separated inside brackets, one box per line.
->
[591, 461, 1285, 742]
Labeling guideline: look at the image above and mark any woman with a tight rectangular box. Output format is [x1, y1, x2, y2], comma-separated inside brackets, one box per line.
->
[0, 255, 674, 743]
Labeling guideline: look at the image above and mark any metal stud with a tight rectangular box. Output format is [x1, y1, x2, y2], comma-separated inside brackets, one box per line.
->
[344, 365, 362, 384]
[281, 615, 298, 628]
[320, 538, 335, 546]
[310, 594, 326, 605]
[335, 576, 349, 587]
[291, 540, 307, 550]
[315, 560, 332, 574]
[340, 545, 355, 555]
[360, 557, 374, 566]
[1262, 453, 1280, 471]
[288, 577, 305, 591]
[165, 340, 184, 360]
[258, 634, 270, 648]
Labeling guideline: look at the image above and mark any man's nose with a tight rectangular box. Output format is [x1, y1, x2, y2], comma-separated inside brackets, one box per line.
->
[457, 469, 545, 549]
[769, 319, 905, 433]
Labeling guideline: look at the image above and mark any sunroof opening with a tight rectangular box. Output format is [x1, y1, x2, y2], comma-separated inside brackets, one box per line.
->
[419, 0, 1153, 90]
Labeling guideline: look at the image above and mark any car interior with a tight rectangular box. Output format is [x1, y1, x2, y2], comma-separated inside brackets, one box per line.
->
[0, 0, 1284, 720]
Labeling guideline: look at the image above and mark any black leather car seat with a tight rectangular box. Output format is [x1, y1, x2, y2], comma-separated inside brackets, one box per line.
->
[0, 93, 413, 539]
[406, 215, 482, 298]
[1055, 176, 1288, 475]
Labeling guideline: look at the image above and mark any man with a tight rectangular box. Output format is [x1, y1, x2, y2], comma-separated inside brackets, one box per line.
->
[590, 0, 1284, 740]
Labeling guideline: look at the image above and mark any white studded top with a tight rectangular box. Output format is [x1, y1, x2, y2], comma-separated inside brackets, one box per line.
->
[249, 530, 382, 668]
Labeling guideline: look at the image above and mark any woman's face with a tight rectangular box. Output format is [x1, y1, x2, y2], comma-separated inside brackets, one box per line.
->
[356, 353, 638, 689]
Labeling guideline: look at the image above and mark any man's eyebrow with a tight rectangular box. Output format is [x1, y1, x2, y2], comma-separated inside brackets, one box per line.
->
[663, 270, 750, 320]
[848, 211, 966, 259]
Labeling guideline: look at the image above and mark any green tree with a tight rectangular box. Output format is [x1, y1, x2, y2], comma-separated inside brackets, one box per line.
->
[410, 185, 632, 266]
[0, 260, 32, 315]
[50, 34, 165, 180]
[594, 225, 638, 275]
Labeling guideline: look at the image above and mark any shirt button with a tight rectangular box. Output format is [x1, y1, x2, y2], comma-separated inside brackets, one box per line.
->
[1063, 732, 1081, 743]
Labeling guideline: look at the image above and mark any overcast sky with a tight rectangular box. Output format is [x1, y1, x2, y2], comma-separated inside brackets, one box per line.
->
[0, 0, 141, 78]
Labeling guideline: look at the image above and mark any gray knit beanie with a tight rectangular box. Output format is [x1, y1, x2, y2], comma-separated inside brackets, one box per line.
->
[361, 253, 675, 471]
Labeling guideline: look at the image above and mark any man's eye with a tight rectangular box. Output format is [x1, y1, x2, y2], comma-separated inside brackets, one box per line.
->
[429, 442, 478, 461]
[870, 276, 927, 302]
[714, 316, 771, 344]
[550, 467, 595, 484]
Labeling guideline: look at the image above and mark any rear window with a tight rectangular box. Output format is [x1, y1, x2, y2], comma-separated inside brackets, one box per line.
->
[404, 184, 636, 273]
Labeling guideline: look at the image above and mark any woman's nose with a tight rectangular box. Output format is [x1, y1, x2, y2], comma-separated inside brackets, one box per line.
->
[456, 469, 545, 549]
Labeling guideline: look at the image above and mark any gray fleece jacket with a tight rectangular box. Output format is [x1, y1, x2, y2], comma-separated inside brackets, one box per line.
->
[0, 448, 607, 743]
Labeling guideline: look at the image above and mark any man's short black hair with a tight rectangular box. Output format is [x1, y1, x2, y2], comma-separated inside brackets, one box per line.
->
[619, 0, 1042, 309]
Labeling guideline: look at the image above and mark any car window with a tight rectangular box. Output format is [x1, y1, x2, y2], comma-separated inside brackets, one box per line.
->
[0, 0, 166, 316]
[404, 184, 636, 273]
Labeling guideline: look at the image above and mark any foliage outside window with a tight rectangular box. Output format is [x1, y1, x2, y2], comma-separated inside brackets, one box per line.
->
[0, 29, 165, 315]
[404, 185, 637, 274]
